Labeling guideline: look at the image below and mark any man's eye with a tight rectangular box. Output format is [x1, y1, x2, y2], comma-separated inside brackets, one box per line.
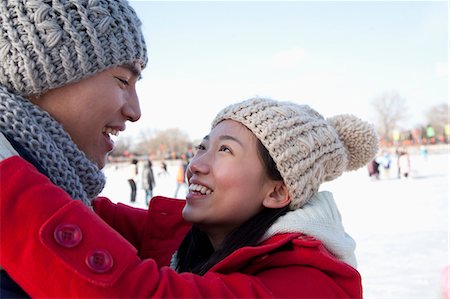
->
[116, 77, 129, 85]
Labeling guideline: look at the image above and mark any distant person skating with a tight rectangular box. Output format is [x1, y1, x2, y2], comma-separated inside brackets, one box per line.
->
[128, 159, 139, 202]
[158, 161, 169, 177]
[397, 149, 411, 179]
[378, 151, 392, 179]
[367, 159, 380, 180]
[174, 155, 189, 198]
[142, 157, 156, 205]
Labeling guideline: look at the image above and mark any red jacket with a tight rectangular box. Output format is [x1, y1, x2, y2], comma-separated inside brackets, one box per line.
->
[0, 156, 362, 298]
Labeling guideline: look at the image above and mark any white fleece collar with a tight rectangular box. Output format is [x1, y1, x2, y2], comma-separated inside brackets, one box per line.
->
[263, 191, 358, 268]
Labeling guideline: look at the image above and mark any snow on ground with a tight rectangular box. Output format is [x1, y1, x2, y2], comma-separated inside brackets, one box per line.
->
[100, 153, 449, 298]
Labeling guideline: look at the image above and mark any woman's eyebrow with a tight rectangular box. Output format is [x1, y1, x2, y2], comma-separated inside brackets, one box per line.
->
[218, 135, 243, 147]
[203, 134, 243, 147]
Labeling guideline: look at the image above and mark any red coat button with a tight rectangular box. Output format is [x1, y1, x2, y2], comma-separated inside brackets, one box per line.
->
[85, 249, 114, 273]
[54, 224, 82, 248]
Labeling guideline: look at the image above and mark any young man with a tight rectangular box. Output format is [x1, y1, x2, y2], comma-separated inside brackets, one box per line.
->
[0, 0, 147, 296]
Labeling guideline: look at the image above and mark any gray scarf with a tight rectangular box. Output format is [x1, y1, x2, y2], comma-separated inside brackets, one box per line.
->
[0, 85, 105, 206]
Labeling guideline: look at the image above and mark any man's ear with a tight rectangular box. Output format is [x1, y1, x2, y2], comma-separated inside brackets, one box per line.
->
[262, 182, 291, 209]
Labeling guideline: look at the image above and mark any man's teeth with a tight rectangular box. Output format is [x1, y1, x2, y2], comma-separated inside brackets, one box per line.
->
[103, 127, 119, 136]
[189, 184, 212, 195]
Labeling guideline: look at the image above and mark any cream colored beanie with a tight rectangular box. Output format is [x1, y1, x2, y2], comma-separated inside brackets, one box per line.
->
[212, 98, 379, 210]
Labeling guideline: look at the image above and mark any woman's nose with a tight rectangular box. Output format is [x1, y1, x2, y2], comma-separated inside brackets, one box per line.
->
[122, 89, 141, 122]
[187, 155, 210, 177]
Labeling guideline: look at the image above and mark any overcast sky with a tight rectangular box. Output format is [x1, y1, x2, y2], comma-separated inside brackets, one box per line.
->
[121, 0, 448, 142]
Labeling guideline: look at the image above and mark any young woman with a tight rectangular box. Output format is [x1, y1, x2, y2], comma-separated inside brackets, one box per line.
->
[0, 98, 378, 298]
[0, 0, 146, 296]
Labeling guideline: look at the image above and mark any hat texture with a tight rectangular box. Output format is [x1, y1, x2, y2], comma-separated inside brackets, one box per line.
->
[212, 98, 379, 209]
[0, 0, 147, 96]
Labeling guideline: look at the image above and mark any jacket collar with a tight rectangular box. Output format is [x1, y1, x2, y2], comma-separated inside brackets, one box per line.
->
[263, 191, 357, 268]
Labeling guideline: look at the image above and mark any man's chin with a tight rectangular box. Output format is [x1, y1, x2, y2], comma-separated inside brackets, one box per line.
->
[87, 154, 106, 170]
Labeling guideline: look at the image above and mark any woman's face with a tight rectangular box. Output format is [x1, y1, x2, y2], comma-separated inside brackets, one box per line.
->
[183, 120, 276, 247]
[28, 63, 142, 169]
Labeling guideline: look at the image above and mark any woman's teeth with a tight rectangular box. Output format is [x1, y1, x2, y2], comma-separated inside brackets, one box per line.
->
[103, 127, 120, 137]
[189, 184, 213, 195]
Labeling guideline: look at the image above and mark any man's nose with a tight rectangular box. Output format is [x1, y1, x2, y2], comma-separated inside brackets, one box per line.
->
[123, 89, 141, 122]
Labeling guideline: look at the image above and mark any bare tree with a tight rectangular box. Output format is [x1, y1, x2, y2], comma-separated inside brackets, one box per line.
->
[371, 91, 408, 141]
[110, 136, 134, 157]
[424, 103, 449, 135]
[135, 128, 192, 158]
[136, 128, 156, 154]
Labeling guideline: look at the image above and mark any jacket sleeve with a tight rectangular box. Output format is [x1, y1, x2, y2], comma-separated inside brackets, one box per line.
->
[92, 196, 192, 267]
[92, 197, 147, 251]
[0, 157, 275, 298]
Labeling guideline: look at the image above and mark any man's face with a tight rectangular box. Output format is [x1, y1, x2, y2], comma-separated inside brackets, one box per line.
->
[29, 63, 142, 168]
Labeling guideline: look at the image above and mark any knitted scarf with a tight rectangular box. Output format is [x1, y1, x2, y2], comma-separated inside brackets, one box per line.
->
[0, 85, 105, 206]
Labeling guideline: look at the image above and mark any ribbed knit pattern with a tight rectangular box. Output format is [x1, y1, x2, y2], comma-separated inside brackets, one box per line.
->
[0, 0, 147, 96]
[0, 86, 105, 206]
[212, 98, 379, 209]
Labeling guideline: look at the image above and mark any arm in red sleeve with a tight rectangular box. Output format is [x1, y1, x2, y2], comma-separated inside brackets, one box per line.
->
[92, 197, 147, 250]
[92, 196, 191, 264]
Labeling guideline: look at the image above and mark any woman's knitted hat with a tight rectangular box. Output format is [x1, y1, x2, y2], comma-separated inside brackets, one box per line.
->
[212, 98, 379, 210]
[0, 0, 147, 96]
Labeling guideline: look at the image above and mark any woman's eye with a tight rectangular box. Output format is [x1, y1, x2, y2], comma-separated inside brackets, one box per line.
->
[194, 144, 206, 151]
[219, 145, 231, 153]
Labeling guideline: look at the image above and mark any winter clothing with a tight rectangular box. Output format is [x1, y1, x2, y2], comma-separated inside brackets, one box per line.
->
[367, 159, 380, 179]
[0, 0, 147, 97]
[174, 159, 188, 198]
[398, 153, 411, 178]
[0, 156, 362, 298]
[142, 160, 156, 204]
[212, 98, 379, 209]
[0, 87, 105, 205]
[128, 159, 138, 202]
[142, 161, 156, 191]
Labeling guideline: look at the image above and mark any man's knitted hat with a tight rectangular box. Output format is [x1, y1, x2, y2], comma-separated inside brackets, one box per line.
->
[0, 0, 147, 96]
[212, 98, 379, 210]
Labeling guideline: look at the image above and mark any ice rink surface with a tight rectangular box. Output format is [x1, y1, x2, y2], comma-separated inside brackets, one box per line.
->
[101, 153, 449, 298]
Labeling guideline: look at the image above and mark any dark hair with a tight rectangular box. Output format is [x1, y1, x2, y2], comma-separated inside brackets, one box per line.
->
[175, 139, 289, 275]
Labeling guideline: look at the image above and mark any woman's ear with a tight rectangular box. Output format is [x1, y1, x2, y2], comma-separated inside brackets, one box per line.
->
[262, 182, 291, 209]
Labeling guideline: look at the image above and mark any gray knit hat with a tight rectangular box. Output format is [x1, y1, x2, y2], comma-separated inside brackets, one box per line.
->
[0, 0, 147, 96]
[212, 98, 379, 210]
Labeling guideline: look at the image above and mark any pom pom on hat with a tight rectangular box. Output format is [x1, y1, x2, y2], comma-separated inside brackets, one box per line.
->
[212, 98, 379, 209]
[327, 114, 379, 171]
[0, 0, 147, 96]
